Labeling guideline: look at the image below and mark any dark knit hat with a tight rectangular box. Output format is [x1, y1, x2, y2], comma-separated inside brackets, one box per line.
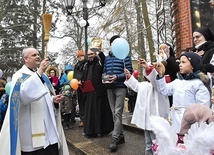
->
[194, 27, 214, 41]
[110, 35, 120, 45]
[180, 52, 201, 72]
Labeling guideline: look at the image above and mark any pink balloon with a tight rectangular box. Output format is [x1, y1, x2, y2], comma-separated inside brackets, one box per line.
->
[133, 70, 139, 77]
[0, 69, 3, 77]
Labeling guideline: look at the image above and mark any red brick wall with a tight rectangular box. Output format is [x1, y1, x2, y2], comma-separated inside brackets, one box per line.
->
[174, 0, 193, 56]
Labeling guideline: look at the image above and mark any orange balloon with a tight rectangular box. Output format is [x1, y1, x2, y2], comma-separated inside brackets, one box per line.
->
[70, 78, 79, 90]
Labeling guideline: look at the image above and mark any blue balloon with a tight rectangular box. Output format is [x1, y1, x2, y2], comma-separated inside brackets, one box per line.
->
[5, 81, 11, 95]
[87, 38, 92, 46]
[111, 38, 130, 59]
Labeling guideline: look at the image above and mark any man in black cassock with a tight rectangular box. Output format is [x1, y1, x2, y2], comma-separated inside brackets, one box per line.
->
[82, 47, 113, 137]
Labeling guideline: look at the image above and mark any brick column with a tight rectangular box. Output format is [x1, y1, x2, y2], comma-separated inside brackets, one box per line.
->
[173, 0, 193, 56]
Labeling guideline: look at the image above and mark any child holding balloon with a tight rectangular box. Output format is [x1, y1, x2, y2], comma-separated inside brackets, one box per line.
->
[124, 67, 169, 155]
[59, 64, 77, 129]
[60, 84, 77, 130]
[59, 64, 73, 87]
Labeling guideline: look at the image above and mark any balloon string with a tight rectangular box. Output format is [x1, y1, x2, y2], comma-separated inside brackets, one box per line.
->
[123, 59, 126, 69]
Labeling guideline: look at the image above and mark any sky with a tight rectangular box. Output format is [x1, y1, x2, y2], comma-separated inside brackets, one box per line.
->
[47, 0, 115, 54]
[48, 37, 71, 53]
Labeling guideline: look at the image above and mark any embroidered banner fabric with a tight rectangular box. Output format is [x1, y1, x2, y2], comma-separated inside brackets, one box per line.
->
[10, 74, 29, 155]
[10, 73, 54, 155]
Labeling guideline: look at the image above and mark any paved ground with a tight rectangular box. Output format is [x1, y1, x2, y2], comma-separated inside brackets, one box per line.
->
[65, 112, 146, 155]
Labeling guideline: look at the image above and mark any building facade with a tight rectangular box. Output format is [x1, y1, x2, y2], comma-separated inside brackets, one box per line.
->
[173, 0, 214, 56]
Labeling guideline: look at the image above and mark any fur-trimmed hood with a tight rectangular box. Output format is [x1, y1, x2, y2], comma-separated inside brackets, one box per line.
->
[45, 66, 59, 77]
[198, 72, 210, 84]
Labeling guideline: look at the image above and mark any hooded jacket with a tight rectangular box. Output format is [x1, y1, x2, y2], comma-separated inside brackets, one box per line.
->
[60, 65, 73, 87]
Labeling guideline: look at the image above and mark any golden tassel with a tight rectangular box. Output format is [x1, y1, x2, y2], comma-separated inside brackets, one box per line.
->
[42, 14, 52, 58]
[42, 14, 52, 42]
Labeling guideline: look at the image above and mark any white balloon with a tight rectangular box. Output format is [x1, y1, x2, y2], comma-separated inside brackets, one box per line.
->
[0, 69, 3, 77]
[79, 19, 87, 27]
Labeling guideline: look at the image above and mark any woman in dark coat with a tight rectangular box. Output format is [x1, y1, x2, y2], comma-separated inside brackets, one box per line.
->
[73, 50, 87, 127]
[82, 48, 113, 137]
[193, 27, 214, 90]
[193, 26, 214, 74]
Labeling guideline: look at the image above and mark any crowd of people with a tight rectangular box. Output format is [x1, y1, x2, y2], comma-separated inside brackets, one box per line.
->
[136, 26, 214, 154]
[0, 77, 8, 131]
[0, 26, 214, 155]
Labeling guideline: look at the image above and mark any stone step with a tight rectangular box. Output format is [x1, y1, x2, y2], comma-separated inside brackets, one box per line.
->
[65, 113, 145, 155]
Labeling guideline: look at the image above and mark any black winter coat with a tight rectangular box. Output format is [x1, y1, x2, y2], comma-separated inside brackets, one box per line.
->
[197, 41, 214, 73]
[83, 52, 107, 97]
[73, 60, 87, 81]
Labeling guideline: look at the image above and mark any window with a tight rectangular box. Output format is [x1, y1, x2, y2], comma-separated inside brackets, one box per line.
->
[191, 0, 214, 32]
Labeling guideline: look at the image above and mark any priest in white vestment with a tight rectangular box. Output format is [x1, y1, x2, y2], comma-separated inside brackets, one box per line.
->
[0, 47, 69, 155]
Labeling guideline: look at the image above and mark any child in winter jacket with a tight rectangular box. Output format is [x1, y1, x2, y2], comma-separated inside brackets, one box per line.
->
[60, 85, 77, 130]
[140, 52, 210, 133]
[124, 68, 169, 155]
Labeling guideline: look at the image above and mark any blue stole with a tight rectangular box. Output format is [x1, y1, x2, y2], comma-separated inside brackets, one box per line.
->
[10, 73, 55, 155]
[41, 74, 55, 95]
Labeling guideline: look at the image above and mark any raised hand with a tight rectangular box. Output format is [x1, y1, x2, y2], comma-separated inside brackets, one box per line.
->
[138, 58, 150, 69]
[124, 68, 131, 80]
[153, 62, 165, 77]
[38, 58, 49, 75]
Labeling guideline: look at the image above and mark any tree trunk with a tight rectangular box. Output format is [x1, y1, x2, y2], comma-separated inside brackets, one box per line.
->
[0, 0, 9, 22]
[33, 0, 38, 49]
[134, 0, 145, 81]
[134, 0, 146, 59]
[141, 0, 155, 62]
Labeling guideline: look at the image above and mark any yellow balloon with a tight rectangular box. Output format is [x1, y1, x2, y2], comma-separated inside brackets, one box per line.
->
[70, 78, 79, 90]
[67, 71, 74, 80]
